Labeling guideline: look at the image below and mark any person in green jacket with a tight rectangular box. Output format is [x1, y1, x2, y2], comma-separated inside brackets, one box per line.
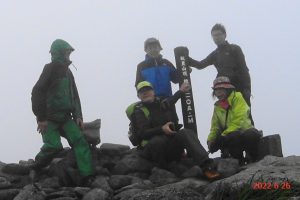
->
[31, 39, 93, 184]
[207, 76, 261, 165]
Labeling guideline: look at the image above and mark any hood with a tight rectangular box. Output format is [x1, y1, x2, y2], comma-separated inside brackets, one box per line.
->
[50, 39, 74, 64]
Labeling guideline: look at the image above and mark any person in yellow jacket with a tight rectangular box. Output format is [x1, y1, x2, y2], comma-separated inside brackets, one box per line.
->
[207, 76, 261, 165]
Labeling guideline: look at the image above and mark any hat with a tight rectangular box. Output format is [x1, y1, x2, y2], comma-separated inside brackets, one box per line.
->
[212, 76, 235, 89]
[136, 81, 154, 93]
[144, 38, 162, 51]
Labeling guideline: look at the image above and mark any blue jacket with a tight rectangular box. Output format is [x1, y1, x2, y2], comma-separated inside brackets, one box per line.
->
[135, 55, 179, 97]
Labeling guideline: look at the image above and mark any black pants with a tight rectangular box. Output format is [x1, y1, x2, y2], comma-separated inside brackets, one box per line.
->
[218, 128, 261, 163]
[142, 129, 209, 169]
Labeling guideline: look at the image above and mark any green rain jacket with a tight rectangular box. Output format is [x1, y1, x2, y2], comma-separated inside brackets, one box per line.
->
[207, 91, 253, 142]
[31, 39, 82, 122]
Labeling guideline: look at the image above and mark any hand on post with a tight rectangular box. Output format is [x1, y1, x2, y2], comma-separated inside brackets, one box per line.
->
[180, 82, 191, 92]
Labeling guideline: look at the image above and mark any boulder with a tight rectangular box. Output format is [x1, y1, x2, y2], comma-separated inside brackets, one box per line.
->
[112, 153, 153, 175]
[82, 188, 109, 200]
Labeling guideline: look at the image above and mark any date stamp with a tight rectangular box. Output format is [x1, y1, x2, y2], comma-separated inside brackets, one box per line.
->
[252, 181, 292, 190]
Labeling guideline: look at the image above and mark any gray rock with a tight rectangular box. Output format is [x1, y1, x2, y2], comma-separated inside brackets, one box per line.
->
[149, 167, 179, 185]
[99, 143, 130, 157]
[108, 175, 142, 190]
[159, 178, 209, 191]
[50, 198, 77, 200]
[91, 176, 113, 194]
[182, 166, 202, 178]
[113, 189, 143, 200]
[39, 176, 60, 189]
[0, 176, 12, 189]
[2, 164, 30, 175]
[13, 184, 46, 200]
[128, 187, 204, 200]
[82, 188, 109, 200]
[46, 190, 77, 199]
[74, 187, 91, 197]
[94, 166, 110, 176]
[112, 153, 153, 175]
[83, 119, 101, 146]
[0, 189, 20, 200]
[215, 158, 240, 178]
[258, 134, 283, 160]
[203, 155, 300, 199]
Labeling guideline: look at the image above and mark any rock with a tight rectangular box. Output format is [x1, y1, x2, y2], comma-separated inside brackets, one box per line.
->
[91, 176, 113, 194]
[2, 164, 30, 175]
[0, 189, 19, 200]
[50, 198, 77, 200]
[159, 178, 208, 191]
[182, 166, 202, 178]
[112, 153, 153, 175]
[19, 159, 35, 166]
[82, 188, 109, 200]
[74, 187, 91, 197]
[83, 119, 101, 146]
[46, 190, 77, 199]
[128, 187, 204, 200]
[0, 176, 12, 189]
[113, 189, 143, 200]
[13, 184, 46, 200]
[108, 175, 142, 190]
[99, 143, 130, 157]
[94, 166, 110, 176]
[127, 172, 149, 179]
[39, 176, 60, 189]
[149, 167, 179, 185]
[258, 134, 283, 160]
[48, 158, 80, 186]
[215, 158, 240, 178]
[203, 155, 300, 199]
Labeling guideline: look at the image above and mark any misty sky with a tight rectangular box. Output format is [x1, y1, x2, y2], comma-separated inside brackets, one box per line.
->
[0, 1, 299, 163]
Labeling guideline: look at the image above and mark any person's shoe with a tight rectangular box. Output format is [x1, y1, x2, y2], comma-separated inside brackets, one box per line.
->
[203, 168, 221, 180]
[200, 159, 221, 180]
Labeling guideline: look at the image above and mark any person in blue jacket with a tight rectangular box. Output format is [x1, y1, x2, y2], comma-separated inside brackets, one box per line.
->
[135, 37, 179, 98]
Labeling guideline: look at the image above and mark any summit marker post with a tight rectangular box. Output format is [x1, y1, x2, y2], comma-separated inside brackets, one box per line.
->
[174, 47, 198, 134]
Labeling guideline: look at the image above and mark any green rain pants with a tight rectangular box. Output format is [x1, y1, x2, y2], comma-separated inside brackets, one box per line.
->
[35, 119, 93, 177]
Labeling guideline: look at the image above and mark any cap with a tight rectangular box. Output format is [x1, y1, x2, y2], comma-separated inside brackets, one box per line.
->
[212, 76, 235, 89]
[136, 81, 153, 93]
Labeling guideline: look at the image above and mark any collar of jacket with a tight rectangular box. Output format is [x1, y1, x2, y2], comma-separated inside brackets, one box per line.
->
[52, 60, 72, 68]
[145, 54, 163, 64]
[217, 41, 230, 50]
[215, 91, 236, 109]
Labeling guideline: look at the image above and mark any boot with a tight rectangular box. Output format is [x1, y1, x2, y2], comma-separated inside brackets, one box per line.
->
[200, 159, 221, 180]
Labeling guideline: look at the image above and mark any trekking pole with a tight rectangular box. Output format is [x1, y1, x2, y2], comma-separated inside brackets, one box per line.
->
[174, 47, 198, 135]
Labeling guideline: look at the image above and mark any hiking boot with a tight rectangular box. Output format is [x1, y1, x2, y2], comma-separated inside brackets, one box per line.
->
[203, 169, 221, 180]
[200, 159, 221, 180]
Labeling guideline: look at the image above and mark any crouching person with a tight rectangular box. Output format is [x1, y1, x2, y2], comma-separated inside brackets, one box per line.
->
[207, 76, 262, 165]
[127, 81, 220, 180]
[31, 39, 94, 185]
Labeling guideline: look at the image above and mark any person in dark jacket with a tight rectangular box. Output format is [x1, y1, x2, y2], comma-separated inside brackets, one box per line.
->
[135, 38, 179, 97]
[31, 39, 93, 184]
[188, 24, 252, 107]
[130, 81, 220, 180]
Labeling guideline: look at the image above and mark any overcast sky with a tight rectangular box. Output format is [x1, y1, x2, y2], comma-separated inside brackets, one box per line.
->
[0, 1, 299, 163]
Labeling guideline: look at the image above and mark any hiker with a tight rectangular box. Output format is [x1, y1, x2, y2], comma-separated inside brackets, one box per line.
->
[135, 37, 180, 123]
[128, 81, 220, 179]
[135, 37, 179, 97]
[187, 24, 254, 124]
[31, 39, 93, 185]
[207, 76, 262, 165]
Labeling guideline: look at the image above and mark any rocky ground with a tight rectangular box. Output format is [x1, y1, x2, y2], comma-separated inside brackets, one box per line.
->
[0, 143, 299, 200]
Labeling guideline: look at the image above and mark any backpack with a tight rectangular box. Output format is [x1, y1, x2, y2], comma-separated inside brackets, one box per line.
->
[125, 102, 150, 146]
